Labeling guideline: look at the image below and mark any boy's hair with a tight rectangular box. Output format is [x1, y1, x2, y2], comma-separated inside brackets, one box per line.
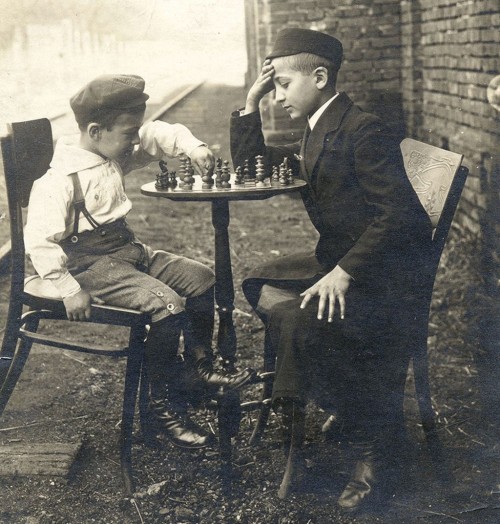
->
[276, 52, 339, 87]
[77, 104, 146, 131]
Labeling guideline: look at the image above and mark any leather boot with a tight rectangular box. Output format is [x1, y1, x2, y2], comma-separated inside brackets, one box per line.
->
[184, 288, 255, 391]
[149, 386, 215, 449]
[145, 316, 214, 449]
[195, 357, 256, 390]
[337, 439, 388, 514]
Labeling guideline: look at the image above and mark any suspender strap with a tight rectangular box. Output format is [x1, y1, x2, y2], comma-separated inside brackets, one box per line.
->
[69, 172, 101, 242]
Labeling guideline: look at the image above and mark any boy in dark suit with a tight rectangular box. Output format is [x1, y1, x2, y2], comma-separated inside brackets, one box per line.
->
[230, 29, 433, 512]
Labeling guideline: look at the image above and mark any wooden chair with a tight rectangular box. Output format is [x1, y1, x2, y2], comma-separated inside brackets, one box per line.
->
[243, 138, 469, 498]
[0, 119, 150, 496]
[0, 119, 241, 497]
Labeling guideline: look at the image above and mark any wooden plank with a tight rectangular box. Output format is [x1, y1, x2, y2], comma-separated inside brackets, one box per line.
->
[0, 441, 83, 476]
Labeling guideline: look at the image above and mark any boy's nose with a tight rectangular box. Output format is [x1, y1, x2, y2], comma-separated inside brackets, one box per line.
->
[131, 134, 140, 146]
[275, 90, 285, 103]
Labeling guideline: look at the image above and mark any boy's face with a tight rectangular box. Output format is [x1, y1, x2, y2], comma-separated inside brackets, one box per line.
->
[272, 57, 323, 120]
[94, 111, 144, 163]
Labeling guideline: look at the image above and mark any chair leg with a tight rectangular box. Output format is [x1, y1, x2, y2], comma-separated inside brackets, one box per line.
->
[217, 388, 241, 495]
[0, 316, 38, 417]
[120, 324, 146, 498]
[249, 331, 274, 446]
[277, 400, 305, 500]
[413, 349, 451, 482]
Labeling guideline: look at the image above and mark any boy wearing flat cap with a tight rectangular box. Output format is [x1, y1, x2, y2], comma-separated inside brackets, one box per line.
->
[25, 74, 254, 450]
[231, 29, 433, 512]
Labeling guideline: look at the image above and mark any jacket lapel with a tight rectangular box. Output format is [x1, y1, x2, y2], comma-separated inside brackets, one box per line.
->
[305, 92, 353, 179]
[299, 124, 310, 182]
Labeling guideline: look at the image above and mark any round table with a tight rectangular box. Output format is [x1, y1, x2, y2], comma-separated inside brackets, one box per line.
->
[141, 175, 307, 369]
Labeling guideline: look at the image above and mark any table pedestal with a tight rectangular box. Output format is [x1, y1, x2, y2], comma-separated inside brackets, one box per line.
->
[212, 200, 237, 369]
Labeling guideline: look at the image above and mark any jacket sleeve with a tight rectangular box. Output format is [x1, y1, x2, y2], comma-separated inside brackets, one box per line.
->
[230, 110, 301, 176]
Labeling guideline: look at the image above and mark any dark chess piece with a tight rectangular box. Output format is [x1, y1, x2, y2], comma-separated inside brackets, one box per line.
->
[202, 165, 214, 189]
[155, 160, 170, 190]
[279, 161, 289, 185]
[235, 166, 244, 185]
[221, 160, 231, 188]
[215, 158, 223, 188]
[243, 159, 255, 187]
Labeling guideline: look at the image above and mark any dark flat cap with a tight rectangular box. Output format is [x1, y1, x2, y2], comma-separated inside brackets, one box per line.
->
[267, 28, 343, 69]
[70, 74, 149, 124]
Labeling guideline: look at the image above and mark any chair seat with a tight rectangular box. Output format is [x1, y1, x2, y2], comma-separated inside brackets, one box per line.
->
[24, 275, 64, 301]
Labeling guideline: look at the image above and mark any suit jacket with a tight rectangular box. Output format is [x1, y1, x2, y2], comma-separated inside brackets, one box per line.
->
[230, 93, 433, 307]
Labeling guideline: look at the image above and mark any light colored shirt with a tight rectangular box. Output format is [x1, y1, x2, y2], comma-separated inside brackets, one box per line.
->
[25, 120, 205, 298]
[307, 92, 340, 130]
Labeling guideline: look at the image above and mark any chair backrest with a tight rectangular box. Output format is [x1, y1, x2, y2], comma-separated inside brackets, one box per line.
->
[400, 138, 469, 266]
[0, 119, 53, 290]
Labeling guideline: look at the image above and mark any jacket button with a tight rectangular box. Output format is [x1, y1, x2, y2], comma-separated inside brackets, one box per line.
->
[156, 291, 164, 297]
[167, 303, 175, 311]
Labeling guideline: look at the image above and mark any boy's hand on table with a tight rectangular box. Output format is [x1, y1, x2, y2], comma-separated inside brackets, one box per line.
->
[245, 60, 275, 114]
[63, 289, 92, 321]
[190, 145, 215, 177]
[300, 265, 353, 322]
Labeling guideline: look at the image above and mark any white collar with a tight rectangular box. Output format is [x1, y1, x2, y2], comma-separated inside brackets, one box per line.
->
[308, 92, 340, 130]
[50, 134, 108, 175]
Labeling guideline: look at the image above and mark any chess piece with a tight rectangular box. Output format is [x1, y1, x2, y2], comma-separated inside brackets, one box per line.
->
[178, 157, 187, 188]
[279, 161, 289, 185]
[184, 157, 195, 190]
[221, 160, 231, 188]
[255, 155, 266, 188]
[155, 160, 170, 190]
[215, 158, 223, 188]
[235, 166, 244, 185]
[287, 168, 294, 185]
[202, 165, 214, 189]
[271, 165, 280, 186]
[243, 159, 255, 187]
[169, 170, 177, 188]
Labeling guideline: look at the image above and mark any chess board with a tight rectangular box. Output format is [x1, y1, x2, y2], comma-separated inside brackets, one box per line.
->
[141, 156, 307, 202]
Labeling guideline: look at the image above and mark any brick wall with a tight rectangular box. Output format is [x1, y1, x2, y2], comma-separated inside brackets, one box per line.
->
[244, 0, 500, 246]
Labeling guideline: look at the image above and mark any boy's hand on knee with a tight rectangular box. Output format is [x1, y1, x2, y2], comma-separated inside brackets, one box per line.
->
[63, 290, 92, 321]
[190, 145, 215, 177]
[245, 60, 275, 114]
[300, 266, 352, 322]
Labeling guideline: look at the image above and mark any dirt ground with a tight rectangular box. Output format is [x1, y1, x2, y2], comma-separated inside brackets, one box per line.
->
[0, 85, 498, 523]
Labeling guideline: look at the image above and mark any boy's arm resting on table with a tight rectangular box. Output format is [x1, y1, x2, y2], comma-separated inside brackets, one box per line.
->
[123, 120, 214, 176]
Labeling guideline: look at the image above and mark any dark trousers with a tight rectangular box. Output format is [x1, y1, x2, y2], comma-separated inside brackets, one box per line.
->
[258, 281, 412, 440]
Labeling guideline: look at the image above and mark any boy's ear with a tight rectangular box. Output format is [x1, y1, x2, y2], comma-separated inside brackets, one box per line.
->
[87, 123, 102, 141]
[313, 67, 329, 90]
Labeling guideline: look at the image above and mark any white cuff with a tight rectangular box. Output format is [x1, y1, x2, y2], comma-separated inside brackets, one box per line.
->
[50, 272, 82, 299]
